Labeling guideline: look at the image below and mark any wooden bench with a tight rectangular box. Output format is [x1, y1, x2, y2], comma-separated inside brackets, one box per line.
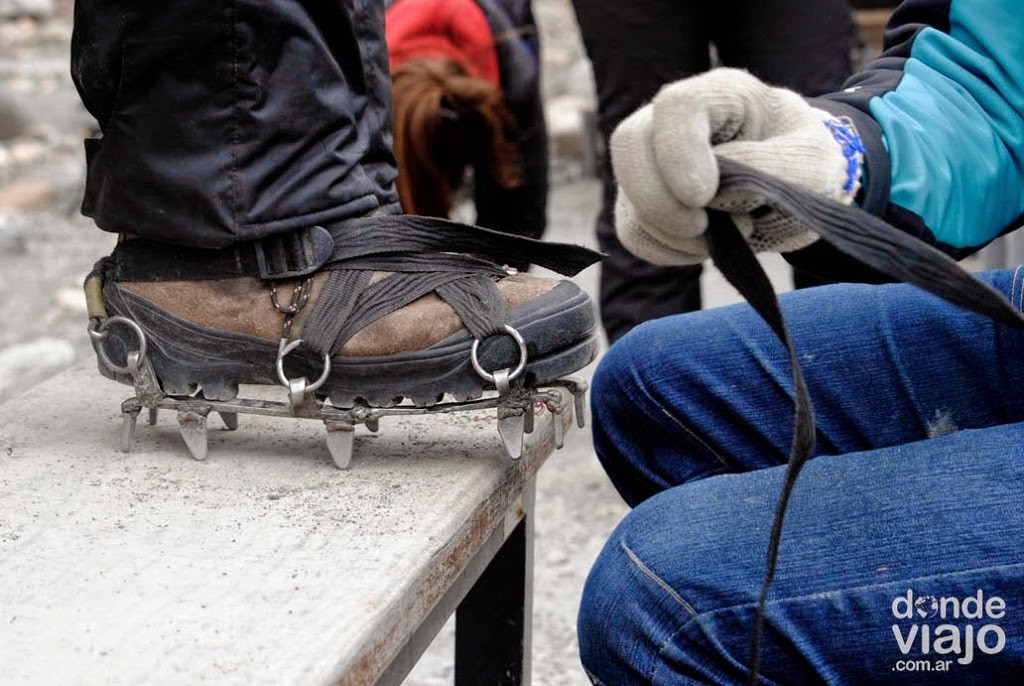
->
[0, 365, 573, 685]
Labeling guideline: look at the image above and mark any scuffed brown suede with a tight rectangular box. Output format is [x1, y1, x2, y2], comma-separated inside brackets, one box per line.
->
[120, 272, 557, 356]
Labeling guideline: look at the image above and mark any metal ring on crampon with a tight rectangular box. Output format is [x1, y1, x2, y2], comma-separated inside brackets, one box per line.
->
[88, 316, 148, 375]
[470, 325, 528, 385]
[276, 338, 331, 393]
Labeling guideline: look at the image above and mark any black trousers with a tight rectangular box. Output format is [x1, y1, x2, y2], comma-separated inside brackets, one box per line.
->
[72, 1, 401, 248]
[571, 0, 859, 343]
[474, 0, 548, 245]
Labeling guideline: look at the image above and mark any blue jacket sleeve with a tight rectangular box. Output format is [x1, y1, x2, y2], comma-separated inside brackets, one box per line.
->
[812, 0, 1024, 257]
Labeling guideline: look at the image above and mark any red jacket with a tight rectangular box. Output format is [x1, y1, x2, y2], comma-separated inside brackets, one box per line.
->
[385, 0, 501, 86]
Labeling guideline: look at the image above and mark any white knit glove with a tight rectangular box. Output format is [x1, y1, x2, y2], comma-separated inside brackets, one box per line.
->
[611, 68, 864, 265]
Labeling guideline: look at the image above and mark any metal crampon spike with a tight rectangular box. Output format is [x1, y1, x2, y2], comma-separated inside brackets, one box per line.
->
[147, 408, 159, 426]
[552, 405, 565, 449]
[324, 421, 355, 470]
[177, 410, 209, 461]
[523, 405, 535, 435]
[121, 406, 140, 454]
[497, 409, 526, 460]
[574, 386, 587, 429]
[218, 412, 239, 431]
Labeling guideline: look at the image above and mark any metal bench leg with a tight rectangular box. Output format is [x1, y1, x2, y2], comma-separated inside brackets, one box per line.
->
[455, 481, 535, 686]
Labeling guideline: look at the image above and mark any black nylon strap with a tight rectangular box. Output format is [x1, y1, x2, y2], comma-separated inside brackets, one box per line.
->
[718, 158, 1024, 328]
[316, 270, 484, 355]
[299, 269, 373, 355]
[303, 270, 487, 354]
[104, 225, 337, 282]
[255, 225, 336, 279]
[104, 238, 269, 282]
[336, 252, 507, 275]
[435, 275, 508, 340]
[710, 160, 1024, 685]
[104, 214, 602, 358]
[105, 215, 603, 282]
[706, 211, 815, 685]
[322, 215, 601, 276]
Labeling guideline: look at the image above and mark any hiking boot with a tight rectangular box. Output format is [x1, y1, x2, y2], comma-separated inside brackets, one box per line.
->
[87, 215, 601, 409]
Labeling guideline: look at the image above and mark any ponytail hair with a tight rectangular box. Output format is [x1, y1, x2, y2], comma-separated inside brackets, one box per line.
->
[391, 58, 521, 217]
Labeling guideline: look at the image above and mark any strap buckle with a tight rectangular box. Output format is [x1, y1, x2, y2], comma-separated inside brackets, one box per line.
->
[253, 225, 335, 280]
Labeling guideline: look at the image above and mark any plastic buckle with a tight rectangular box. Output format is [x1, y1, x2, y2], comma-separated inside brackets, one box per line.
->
[254, 225, 335, 280]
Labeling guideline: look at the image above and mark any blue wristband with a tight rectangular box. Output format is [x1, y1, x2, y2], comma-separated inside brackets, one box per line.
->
[823, 117, 866, 197]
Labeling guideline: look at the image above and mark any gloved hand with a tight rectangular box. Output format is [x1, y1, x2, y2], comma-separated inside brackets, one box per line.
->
[611, 68, 864, 265]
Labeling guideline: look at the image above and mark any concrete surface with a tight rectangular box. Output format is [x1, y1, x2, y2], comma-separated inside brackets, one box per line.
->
[0, 367, 567, 685]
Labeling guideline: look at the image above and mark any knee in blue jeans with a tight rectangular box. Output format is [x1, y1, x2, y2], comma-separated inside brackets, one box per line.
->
[591, 318, 733, 504]
[589, 329, 635, 453]
[589, 323, 671, 504]
[578, 501, 709, 684]
[577, 522, 651, 684]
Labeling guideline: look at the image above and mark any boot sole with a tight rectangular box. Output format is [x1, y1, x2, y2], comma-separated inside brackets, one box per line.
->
[98, 280, 598, 408]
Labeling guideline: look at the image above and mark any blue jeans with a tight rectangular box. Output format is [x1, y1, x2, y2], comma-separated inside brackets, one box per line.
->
[579, 267, 1024, 684]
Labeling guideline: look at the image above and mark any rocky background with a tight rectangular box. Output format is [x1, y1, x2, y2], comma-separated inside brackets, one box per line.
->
[0, 0, 109, 403]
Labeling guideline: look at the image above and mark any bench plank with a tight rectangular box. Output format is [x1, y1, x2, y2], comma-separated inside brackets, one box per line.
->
[0, 366, 564, 685]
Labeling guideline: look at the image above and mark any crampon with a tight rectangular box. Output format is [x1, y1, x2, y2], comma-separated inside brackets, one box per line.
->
[84, 214, 602, 468]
